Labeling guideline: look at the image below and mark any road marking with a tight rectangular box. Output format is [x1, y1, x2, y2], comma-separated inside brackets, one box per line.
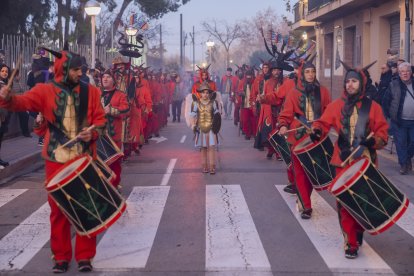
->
[206, 185, 271, 271]
[0, 189, 27, 208]
[0, 203, 50, 271]
[396, 203, 414, 238]
[180, 135, 187, 143]
[149, 136, 168, 144]
[275, 185, 394, 275]
[160, 158, 177, 186]
[94, 186, 170, 271]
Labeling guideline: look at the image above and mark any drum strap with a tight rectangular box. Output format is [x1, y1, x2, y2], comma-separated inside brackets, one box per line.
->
[78, 81, 89, 131]
[313, 86, 321, 119]
[352, 97, 372, 149]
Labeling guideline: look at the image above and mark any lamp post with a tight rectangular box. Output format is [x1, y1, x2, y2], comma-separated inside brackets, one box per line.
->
[85, 0, 101, 69]
[206, 40, 215, 67]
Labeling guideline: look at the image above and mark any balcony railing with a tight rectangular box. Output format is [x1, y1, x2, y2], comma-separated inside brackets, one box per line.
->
[308, 0, 333, 12]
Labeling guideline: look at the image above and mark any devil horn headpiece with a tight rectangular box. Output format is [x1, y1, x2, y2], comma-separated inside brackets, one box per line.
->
[40, 47, 62, 59]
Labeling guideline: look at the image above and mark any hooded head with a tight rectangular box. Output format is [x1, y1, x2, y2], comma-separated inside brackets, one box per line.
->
[340, 60, 376, 99]
[101, 69, 116, 90]
[196, 64, 210, 82]
[41, 47, 83, 85]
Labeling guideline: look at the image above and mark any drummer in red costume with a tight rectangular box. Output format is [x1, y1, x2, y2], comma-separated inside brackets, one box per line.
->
[238, 68, 256, 140]
[0, 47, 106, 273]
[255, 60, 291, 159]
[101, 69, 130, 187]
[278, 59, 331, 219]
[311, 61, 388, 259]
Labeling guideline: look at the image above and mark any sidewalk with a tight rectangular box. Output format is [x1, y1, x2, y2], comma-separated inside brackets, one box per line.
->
[0, 135, 43, 185]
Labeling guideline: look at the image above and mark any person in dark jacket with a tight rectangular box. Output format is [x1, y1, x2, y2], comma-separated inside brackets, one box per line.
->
[383, 62, 414, 174]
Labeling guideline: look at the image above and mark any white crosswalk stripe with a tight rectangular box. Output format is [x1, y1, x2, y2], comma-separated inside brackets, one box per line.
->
[0, 184, 410, 274]
[206, 185, 271, 272]
[0, 203, 50, 271]
[396, 203, 414, 238]
[94, 186, 170, 271]
[275, 185, 395, 275]
[0, 189, 27, 208]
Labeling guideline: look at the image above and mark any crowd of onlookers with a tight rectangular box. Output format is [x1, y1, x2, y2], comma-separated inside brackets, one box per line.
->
[375, 48, 414, 175]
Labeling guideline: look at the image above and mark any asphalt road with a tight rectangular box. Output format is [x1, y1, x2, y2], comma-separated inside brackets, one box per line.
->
[0, 119, 413, 275]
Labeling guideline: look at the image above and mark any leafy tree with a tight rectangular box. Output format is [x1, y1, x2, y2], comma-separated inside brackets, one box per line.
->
[0, 0, 53, 37]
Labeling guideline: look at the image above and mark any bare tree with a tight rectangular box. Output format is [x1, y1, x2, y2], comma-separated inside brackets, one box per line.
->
[202, 20, 244, 67]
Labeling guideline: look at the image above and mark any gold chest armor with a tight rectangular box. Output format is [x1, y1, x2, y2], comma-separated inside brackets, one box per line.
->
[306, 97, 315, 121]
[197, 100, 213, 133]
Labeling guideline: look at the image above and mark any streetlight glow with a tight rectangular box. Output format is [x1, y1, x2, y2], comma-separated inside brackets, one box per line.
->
[302, 31, 308, 41]
[84, 0, 101, 16]
[125, 26, 138, 37]
[206, 40, 215, 47]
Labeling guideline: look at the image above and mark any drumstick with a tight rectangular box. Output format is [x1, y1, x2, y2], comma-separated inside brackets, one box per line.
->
[284, 126, 305, 134]
[53, 125, 96, 153]
[6, 56, 23, 90]
[340, 132, 374, 167]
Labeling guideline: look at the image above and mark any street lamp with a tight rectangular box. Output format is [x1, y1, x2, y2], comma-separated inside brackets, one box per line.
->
[206, 40, 215, 66]
[125, 26, 138, 37]
[85, 0, 101, 69]
[302, 31, 308, 41]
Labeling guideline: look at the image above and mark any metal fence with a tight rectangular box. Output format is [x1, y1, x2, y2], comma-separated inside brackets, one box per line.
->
[0, 34, 116, 90]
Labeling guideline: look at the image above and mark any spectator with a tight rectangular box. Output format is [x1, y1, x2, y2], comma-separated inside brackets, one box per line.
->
[169, 73, 185, 122]
[0, 64, 10, 168]
[13, 70, 32, 137]
[383, 62, 414, 175]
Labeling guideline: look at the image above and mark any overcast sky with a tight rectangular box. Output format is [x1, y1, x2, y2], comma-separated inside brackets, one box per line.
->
[157, 0, 292, 61]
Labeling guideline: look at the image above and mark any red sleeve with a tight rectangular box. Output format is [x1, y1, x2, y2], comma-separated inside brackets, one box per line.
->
[369, 101, 389, 149]
[0, 83, 49, 112]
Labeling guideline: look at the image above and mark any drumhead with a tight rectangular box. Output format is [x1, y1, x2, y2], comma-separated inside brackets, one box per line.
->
[46, 156, 89, 188]
[294, 136, 312, 151]
[330, 158, 368, 192]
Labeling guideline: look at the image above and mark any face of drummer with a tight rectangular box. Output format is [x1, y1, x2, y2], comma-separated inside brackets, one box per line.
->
[304, 68, 316, 83]
[0, 66, 9, 80]
[271, 68, 281, 79]
[345, 77, 361, 95]
[201, 72, 208, 81]
[68, 66, 82, 85]
[102, 74, 115, 90]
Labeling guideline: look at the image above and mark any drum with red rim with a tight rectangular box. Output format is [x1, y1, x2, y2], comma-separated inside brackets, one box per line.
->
[329, 157, 409, 235]
[268, 128, 291, 167]
[46, 154, 126, 237]
[96, 134, 124, 165]
[293, 135, 335, 191]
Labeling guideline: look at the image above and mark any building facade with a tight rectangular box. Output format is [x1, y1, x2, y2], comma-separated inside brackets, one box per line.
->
[291, 0, 409, 99]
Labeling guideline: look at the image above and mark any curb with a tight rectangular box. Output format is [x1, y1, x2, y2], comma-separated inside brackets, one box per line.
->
[0, 151, 43, 185]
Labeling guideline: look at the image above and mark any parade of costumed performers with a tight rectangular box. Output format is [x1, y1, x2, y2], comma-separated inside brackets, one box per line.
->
[310, 61, 391, 259]
[277, 55, 332, 220]
[189, 82, 221, 174]
[0, 45, 127, 273]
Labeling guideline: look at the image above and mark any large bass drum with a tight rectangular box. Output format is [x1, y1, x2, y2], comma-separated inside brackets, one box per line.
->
[293, 135, 335, 191]
[330, 157, 409, 235]
[46, 154, 126, 237]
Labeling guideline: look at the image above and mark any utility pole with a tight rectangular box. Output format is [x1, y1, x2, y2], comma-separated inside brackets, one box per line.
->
[160, 24, 163, 65]
[190, 26, 195, 73]
[404, 0, 410, 62]
[180, 14, 183, 68]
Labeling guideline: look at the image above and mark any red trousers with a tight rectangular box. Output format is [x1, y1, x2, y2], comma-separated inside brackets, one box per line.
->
[109, 159, 122, 187]
[287, 164, 294, 184]
[292, 153, 313, 210]
[335, 167, 364, 250]
[241, 108, 256, 138]
[46, 160, 96, 262]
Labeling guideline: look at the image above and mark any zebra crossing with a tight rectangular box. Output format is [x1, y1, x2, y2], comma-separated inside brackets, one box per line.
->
[0, 185, 413, 274]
